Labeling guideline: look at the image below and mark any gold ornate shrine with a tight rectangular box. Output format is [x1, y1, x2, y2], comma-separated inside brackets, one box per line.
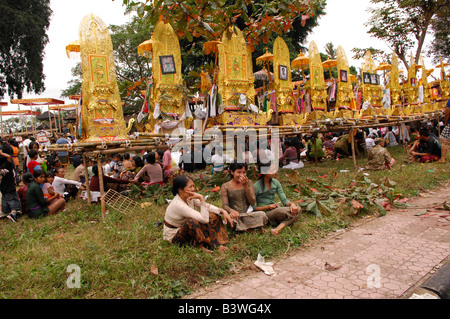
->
[402, 53, 420, 105]
[273, 37, 298, 125]
[361, 51, 383, 108]
[419, 55, 432, 104]
[78, 14, 128, 142]
[335, 46, 356, 118]
[210, 26, 272, 126]
[145, 21, 185, 132]
[388, 52, 402, 107]
[306, 41, 328, 117]
[438, 57, 450, 101]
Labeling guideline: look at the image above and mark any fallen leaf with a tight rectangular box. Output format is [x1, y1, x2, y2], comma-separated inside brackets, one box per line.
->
[295, 199, 304, 203]
[293, 189, 300, 193]
[310, 188, 318, 193]
[351, 199, 364, 210]
[324, 262, 341, 271]
[211, 186, 220, 192]
[319, 175, 328, 178]
[151, 265, 158, 276]
[53, 233, 64, 240]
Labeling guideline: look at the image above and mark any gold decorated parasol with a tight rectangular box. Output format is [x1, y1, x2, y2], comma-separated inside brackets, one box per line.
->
[322, 58, 337, 78]
[291, 49, 309, 80]
[435, 63, 450, 69]
[203, 39, 222, 82]
[137, 33, 155, 58]
[203, 40, 221, 56]
[65, 40, 80, 58]
[375, 62, 391, 72]
[257, 47, 274, 84]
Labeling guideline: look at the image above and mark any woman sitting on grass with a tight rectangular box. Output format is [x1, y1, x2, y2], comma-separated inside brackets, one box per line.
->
[253, 164, 300, 236]
[133, 152, 164, 186]
[163, 175, 233, 253]
[220, 161, 268, 232]
[26, 170, 65, 219]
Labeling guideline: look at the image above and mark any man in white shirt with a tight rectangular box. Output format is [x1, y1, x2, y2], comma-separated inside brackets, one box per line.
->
[22, 136, 32, 156]
[365, 134, 376, 150]
[211, 146, 226, 173]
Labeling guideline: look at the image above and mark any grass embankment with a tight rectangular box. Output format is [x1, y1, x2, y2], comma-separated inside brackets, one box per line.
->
[0, 145, 448, 299]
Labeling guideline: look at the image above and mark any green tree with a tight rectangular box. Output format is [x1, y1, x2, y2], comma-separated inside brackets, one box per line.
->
[0, 0, 52, 99]
[61, 63, 82, 98]
[355, 0, 447, 69]
[427, 5, 450, 64]
[122, 0, 325, 48]
[324, 42, 337, 59]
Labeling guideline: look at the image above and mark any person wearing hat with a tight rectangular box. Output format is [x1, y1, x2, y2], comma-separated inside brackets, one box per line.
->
[410, 127, 441, 163]
[365, 138, 395, 170]
[437, 98, 450, 163]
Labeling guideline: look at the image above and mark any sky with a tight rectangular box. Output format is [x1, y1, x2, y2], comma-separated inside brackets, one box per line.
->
[0, 0, 438, 113]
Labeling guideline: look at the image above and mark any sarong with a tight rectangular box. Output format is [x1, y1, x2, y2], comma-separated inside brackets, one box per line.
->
[172, 212, 229, 248]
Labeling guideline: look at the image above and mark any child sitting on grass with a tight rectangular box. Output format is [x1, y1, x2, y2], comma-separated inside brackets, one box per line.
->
[26, 170, 65, 219]
[17, 173, 33, 216]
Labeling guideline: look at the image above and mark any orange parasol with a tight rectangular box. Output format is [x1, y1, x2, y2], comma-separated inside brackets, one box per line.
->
[375, 62, 391, 72]
[257, 48, 274, 84]
[322, 58, 337, 78]
[137, 33, 155, 58]
[435, 63, 450, 69]
[203, 40, 221, 56]
[65, 40, 80, 58]
[291, 49, 309, 80]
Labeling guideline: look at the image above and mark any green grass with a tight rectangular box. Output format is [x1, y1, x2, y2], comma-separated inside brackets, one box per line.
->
[0, 145, 449, 299]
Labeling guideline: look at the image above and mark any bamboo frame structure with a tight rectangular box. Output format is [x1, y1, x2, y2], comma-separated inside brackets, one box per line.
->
[46, 107, 444, 219]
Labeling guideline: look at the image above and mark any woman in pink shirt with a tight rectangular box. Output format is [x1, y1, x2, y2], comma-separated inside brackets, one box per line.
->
[279, 140, 299, 166]
[134, 152, 164, 186]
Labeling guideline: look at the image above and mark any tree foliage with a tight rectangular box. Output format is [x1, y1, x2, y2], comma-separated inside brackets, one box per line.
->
[355, 0, 447, 70]
[0, 0, 52, 99]
[122, 0, 326, 48]
[427, 4, 450, 64]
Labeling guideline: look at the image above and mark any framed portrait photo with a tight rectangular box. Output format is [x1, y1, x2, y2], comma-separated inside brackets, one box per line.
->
[370, 73, 378, 85]
[411, 78, 416, 86]
[279, 65, 288, 80]
[159, 55, 176, 74]
[363, 72, 371, 84]
[340, 69, 348, 83]
[375, 74, 380, 85]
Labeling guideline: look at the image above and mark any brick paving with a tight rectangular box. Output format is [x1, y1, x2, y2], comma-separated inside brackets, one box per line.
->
[187, 183, 450, 299]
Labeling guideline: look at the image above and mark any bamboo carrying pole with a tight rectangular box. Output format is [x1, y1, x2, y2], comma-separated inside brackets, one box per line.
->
[351, 128, 357, 171]
[82, 154, 91, 206]
[97, 156, 106, 219]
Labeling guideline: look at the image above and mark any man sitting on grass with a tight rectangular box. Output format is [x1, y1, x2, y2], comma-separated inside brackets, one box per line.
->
[410, 127, 441, 163]
[365, 138, 395, 170]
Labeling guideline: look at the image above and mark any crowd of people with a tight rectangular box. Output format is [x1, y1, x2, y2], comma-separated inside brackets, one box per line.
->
[0, 98, 449, 255]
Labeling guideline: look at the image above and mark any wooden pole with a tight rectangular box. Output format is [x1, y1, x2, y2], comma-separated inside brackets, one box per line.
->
[96, 156, 106, 220]
[350, 128, 357, 171]
[82, 154, 91, 206]
[0, 104, 3, 137]
[48, 106, 53, 135]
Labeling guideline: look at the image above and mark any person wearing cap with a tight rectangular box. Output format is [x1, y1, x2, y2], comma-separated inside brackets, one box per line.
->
[365, 138, 395, 170]
[410, 127, 441, 163]
[437, 98, 450, 163]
